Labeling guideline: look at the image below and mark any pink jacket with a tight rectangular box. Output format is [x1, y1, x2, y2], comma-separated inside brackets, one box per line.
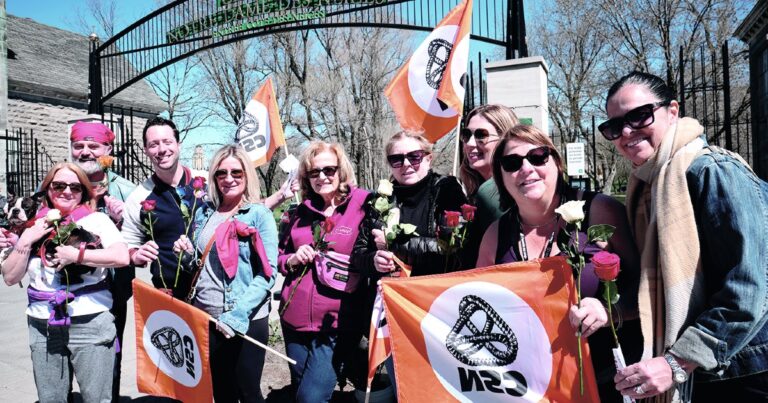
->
[278, 187, 370, 332]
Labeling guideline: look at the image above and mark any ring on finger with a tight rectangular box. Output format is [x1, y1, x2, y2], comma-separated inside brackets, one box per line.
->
[634, 385, 644, 394]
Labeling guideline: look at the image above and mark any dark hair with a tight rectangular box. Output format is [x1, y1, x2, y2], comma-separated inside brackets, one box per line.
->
[492, 124, 567, 211]
[460, 104, 519, 197]
[605, 71, 676, 109]
[142, 116, 180, 146]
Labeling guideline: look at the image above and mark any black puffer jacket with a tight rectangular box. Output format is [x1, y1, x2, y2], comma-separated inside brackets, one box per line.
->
[353, 171, 467, 278]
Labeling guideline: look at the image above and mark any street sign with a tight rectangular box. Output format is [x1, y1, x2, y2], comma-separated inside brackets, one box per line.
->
[566, 143, 586, 177]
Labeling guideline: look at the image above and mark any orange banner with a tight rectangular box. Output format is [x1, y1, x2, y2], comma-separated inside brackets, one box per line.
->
[380, 256, 600, 402]
[236, 77, 286, 167]
[133, 280, 213, 403]
[384, 0, 473, 142]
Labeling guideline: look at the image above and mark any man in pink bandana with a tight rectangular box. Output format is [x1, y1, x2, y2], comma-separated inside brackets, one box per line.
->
[69, 121, 136, 403]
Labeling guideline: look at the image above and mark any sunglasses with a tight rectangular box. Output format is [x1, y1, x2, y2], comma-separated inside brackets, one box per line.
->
[460, 128, 498, 144]
[214, 169, 244, 180]
[49, 181, 84, 193]
[598, 102, 670, 140]
[308, 166, 339, 179]
[499, 146, 552, 173]
[387, 150, 429, 169]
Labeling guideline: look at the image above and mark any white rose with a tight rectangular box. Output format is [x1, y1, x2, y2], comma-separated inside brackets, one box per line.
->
[385, 207, 401, 231]
[377, 179, 394, 197]
[45, 209, 62, 223]
[555, 200, 585, 224]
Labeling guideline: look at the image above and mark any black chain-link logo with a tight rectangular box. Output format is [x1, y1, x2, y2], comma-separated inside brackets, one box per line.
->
[425, 39, 452, 90]
[445, 295, 519, 366]
[236, 110, 266, 152]
[151, 326, 184, 368]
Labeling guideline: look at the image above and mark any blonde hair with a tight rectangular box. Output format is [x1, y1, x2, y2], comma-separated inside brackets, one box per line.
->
[460, 105, 519, 197]
[40, 162, 96, 211]
[298, 141, 356, 202]
[207, 144, 261, 209]
[384, 130, 433, 156]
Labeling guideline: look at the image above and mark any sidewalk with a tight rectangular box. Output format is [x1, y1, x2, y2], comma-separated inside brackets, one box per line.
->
[0, 269, 296, 402]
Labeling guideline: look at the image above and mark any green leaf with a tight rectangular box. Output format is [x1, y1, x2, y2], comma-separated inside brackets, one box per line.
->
[587, 224, 616, 243]
[180, 203, 190, 220]
[399, 223, 418, 235]
[386, 231, 397, 241]
[607, 281, 620, 304]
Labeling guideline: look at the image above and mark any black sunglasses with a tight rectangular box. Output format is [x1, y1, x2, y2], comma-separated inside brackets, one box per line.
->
[499, 146, 552, 173]
[308, 166, 339, 179]
[387, 150, 429, 169]
[460, 128, 498, 144]
[50, 181, 84, 193]
[214, 169, 244, 180]
[598, 102, 670, 140]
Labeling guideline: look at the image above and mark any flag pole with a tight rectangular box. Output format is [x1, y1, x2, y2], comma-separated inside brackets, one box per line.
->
[451, 113, 463, 177]
[207, 318, 296, 365]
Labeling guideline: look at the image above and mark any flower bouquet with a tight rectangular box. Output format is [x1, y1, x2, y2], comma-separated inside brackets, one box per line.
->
[436, 204, 476, 272]
[39, 209, 102, 285]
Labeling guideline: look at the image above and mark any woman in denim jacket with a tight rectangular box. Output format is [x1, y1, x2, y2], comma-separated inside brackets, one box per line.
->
[603, 71, 768, 402]
[175, 144, 278, 403]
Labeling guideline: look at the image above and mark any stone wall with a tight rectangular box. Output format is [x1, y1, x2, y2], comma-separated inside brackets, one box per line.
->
[6, 98, 150, 163]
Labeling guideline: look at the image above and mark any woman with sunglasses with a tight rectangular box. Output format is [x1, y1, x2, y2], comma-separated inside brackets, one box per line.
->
[362, 130, 467, 277]
[604, 72, 768, 402]
[277, 141, 372, 402]
[477, 124, 641, 402]
[1, 163, 129, 403]
[173, 144, 277, 402]
[458, 104, 519, 269]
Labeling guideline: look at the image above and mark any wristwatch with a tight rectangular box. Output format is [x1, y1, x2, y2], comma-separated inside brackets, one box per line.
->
[664, 353, 689, 384]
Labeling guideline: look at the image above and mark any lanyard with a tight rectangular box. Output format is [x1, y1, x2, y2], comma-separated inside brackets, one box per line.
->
[517, 216, 558, 261]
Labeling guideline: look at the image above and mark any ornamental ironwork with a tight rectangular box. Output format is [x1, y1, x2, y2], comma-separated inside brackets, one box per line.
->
[88, 0, 527, 113]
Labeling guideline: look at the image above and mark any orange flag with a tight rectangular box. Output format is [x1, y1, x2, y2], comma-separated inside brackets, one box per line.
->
[366, 290, 392, 390]
[380, 257, 601, 402]
[236, 77, 286, 167]
[133, 280, 213, 403]
[384, 0, 473, 142]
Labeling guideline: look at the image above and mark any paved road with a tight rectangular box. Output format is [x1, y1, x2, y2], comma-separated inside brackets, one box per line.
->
[0, 268, 294, 402]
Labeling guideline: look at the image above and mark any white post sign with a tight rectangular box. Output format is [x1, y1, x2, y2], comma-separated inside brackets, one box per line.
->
[566, 143, 586, 177]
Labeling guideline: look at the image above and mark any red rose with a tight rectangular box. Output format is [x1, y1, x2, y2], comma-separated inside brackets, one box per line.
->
[444, 211, 461, 228]
[322, 218, 335, 234]
[192, 176, 206, 190]
[592, 251, 620, 281]
[460, 204, 477, 222]
[140, 200, 157, 212]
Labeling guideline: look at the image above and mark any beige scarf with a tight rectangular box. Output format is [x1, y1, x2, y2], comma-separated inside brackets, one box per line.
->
[626, 118, 707, 403]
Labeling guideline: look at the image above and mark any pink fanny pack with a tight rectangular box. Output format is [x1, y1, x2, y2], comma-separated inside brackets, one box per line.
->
[314, 251, 360, 293]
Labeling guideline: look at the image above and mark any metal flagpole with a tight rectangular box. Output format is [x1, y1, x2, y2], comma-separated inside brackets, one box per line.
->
[452, 113, 463, 177]
[207, 317, 296, 364]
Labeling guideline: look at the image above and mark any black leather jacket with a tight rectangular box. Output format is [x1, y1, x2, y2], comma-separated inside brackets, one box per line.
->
[352, 172, 467, 279]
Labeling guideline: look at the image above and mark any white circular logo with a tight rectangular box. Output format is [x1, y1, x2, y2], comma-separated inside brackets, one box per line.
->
[143, 310, 203, 387]
[407, 25, 465, 118]
[421, 281, 552, 402]
[237, 100, 271, 157]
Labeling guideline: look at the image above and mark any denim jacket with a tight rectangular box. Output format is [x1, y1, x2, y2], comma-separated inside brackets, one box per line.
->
[192, 202, 278, 334]
[668, 146, 768, 381]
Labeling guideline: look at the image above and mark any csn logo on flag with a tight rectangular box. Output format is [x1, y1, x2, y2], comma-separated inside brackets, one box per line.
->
[421, 281, 553, 402]
[142, 310, 204, 387]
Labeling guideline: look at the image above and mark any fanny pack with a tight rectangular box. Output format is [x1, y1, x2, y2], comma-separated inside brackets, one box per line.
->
[314, 250, 359, 293]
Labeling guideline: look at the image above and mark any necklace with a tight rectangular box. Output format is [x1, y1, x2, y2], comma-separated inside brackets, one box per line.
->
[518, 214, 559, 229]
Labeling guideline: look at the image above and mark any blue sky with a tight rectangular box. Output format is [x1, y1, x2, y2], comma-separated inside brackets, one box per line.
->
[6, 0, 539, 164]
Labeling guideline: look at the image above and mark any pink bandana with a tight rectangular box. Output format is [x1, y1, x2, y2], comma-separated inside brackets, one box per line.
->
[70, 121, 115, 144]
[213, 219, 273, 280]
